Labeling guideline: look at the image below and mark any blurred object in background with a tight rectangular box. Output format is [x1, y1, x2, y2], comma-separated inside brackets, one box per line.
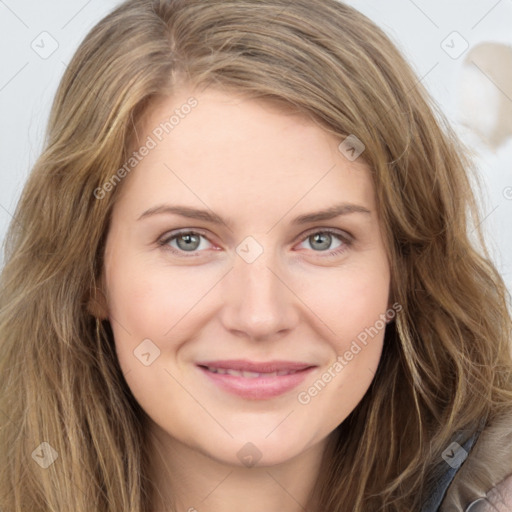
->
[454, 40, 512, 294]
[457, 42, 512, 152]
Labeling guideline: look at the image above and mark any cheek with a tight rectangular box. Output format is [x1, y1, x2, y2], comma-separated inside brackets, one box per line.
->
[298, 259, 390, 345]
[107, 247, 197, 328]
[104, 251, 219, 365]
[104, 256, 202, 409]
[296, 268, 389, 429]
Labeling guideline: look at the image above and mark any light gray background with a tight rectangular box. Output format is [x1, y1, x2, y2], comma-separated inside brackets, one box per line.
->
[1, 0, 511, 293]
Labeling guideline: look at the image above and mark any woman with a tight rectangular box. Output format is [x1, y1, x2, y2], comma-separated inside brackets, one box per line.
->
[0, 1, 511, 510]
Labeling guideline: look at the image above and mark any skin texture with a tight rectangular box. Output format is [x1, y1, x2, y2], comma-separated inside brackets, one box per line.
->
[99, 87, 392, 511]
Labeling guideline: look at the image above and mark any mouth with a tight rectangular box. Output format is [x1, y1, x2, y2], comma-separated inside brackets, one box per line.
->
[201, 366, 304, 377]
[196, 360, 316, 400]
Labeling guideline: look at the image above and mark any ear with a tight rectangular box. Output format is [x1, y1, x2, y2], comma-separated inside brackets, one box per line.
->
[86, 282, 109, 320]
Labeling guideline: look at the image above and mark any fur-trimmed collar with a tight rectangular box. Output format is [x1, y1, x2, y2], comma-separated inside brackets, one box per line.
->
[440, 408, 512, 511]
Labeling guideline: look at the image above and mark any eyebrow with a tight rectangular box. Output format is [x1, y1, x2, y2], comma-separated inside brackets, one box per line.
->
[137, 202, 371, 228]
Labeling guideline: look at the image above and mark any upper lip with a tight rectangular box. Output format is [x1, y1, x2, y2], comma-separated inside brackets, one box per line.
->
[197, 359, 315, 373]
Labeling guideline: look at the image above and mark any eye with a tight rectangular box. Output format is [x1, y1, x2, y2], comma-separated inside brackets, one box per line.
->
[157, 228, 352, 257]
[158, 230, 214, 256]
[295, 228, 352, 257]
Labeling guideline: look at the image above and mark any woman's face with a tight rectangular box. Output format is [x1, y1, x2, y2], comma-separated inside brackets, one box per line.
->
[101, 87, 392, 467]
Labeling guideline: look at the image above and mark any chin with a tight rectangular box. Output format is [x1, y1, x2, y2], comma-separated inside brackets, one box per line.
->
[203, 434, 315, 469]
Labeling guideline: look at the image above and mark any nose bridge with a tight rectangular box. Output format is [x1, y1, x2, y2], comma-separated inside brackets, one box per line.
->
[220, 235, 298, 339]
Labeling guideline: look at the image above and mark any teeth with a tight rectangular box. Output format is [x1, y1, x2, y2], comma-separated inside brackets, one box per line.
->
[205, 366, 299, 377]
[242, 371, 262, 378]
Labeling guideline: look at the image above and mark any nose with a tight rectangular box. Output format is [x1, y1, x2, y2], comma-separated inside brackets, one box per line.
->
[219, 243, 300, 341]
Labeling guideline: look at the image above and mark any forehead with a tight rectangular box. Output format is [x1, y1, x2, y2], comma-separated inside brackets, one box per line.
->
[116, 87, 376, 226]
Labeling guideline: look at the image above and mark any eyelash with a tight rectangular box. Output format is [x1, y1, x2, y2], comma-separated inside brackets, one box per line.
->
[157, 228, 353, 259]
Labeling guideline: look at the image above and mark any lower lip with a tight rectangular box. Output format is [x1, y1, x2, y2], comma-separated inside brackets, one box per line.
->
[198, 366, 316, 400]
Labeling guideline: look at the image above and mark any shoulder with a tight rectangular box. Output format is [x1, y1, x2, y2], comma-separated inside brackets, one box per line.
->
[465, 473, 512, 511]
[440, 408, 512, 512]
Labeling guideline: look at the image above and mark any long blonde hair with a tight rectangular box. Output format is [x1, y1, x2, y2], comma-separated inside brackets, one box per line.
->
[1, 1, 511, 510]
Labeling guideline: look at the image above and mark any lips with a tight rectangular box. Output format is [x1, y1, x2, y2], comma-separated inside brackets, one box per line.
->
[196, 359, 317, 400]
